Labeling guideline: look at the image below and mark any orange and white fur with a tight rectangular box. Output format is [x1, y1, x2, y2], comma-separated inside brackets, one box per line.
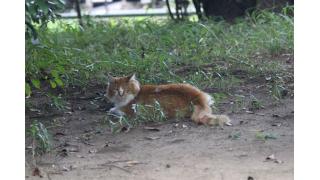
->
[106, 74, 231, 126]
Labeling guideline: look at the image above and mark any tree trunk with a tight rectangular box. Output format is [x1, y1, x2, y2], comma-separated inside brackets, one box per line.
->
[75, 0, 83, 27]
[192, 0, 203, 20]
[201, 0, 257, 21]
[194, 0, 293, 21]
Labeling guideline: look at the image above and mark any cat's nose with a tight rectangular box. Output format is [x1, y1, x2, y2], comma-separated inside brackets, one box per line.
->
[118, 87, 124, 96]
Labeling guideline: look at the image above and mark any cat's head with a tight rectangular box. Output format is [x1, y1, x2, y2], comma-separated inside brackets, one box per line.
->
[105, 74, 140, 106]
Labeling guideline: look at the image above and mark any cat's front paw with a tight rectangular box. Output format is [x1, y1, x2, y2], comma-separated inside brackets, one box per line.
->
[108, 107, 125, 116]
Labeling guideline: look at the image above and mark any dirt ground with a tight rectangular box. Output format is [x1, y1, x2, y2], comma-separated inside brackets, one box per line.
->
[25, 55, 294, 180]
[25, 94, 293, 180]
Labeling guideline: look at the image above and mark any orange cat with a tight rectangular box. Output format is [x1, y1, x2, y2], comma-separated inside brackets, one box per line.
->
[105, 74, 231, 126]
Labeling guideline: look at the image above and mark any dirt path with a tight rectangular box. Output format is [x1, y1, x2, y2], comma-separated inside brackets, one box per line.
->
[26, 96, 293, 180]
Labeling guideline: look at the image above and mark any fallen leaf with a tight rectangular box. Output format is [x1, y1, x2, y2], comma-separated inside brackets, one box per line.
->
[61, 165, 76, 171]
[104, 141, 115, 147]
[272, 114, 280, 118]
[62, 166, 70, 171]
[266, 154, 276, 160]
[143, 126, 160, 131]
[121, 126, 130, 133]
[76, 155, 85, 158]
[144, 136, 160, 140]
[238, 154, 248, 158]
[265, 154, 283, 164]
[182, 124, 188, 128]
[81, 140, 95, 146]
[239, 120, 249, 125]
[65, 106, 72, 110]
[272, 123, 282, 127]
[168, 139, 185, 144]
[32, 167, 43, 177]
[125, 160, 142, 167]
[83, 129, 93, 133]
[78, 106, 85, 111]
[246, 110, 254, 114]
[275, 159, 284, 164]
[30, 108, 41, 113]
[88, 149, 97, 154]
[225, 122, 233, 126]
[55, 132, 65, 136]
[62, 146, 79, 153]
[58, 150, 68, 157]
[265, 76, 272, 81]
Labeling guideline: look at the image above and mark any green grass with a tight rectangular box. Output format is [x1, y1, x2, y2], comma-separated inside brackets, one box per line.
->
[106, 100, 168, 133]
[25, 8, 293, 101]
[255, 131, 277, 141]
[27, 120, 51, 155]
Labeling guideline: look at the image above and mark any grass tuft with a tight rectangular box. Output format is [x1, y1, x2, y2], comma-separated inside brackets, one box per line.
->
[107, 100, 167, 133]
[28, 120, 51, 155]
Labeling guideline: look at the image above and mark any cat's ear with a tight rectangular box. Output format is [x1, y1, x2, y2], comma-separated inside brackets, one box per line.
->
[127, 73, 136, 81]
[107, 74, 115, 83]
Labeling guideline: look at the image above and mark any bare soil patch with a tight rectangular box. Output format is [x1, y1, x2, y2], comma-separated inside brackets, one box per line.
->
[26, 87, 293, 180]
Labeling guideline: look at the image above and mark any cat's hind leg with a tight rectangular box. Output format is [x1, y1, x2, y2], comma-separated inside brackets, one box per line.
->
[191, 105, 209, 124]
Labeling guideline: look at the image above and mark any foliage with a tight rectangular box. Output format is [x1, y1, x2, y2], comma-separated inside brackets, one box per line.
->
[107, 116, 132, 134]
[231, 94, 246, 112]
[228, 132, 241, 140]
[267, 73, 288, 100]
[48, 93, 66, 110]
[26, 7, 293, 102]
[28, 120, 51, 155]
[132, 100, 167, 124]
[248, 95, 264, 111]
[25, 0, 65, 39]
[255, 132, 277, 141]
[107, 100, 167, 133]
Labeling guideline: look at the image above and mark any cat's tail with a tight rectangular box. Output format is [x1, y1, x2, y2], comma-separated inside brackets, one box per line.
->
[192, 90, 232, 127]
[205, 114, 232, 127]
[202, 93, 231, 127]
[203, 92, 214, 106]
[192, 105, 232, 127]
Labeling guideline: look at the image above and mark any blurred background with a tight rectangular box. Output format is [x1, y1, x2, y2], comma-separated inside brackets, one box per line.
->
[59, 0, 293, 20]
